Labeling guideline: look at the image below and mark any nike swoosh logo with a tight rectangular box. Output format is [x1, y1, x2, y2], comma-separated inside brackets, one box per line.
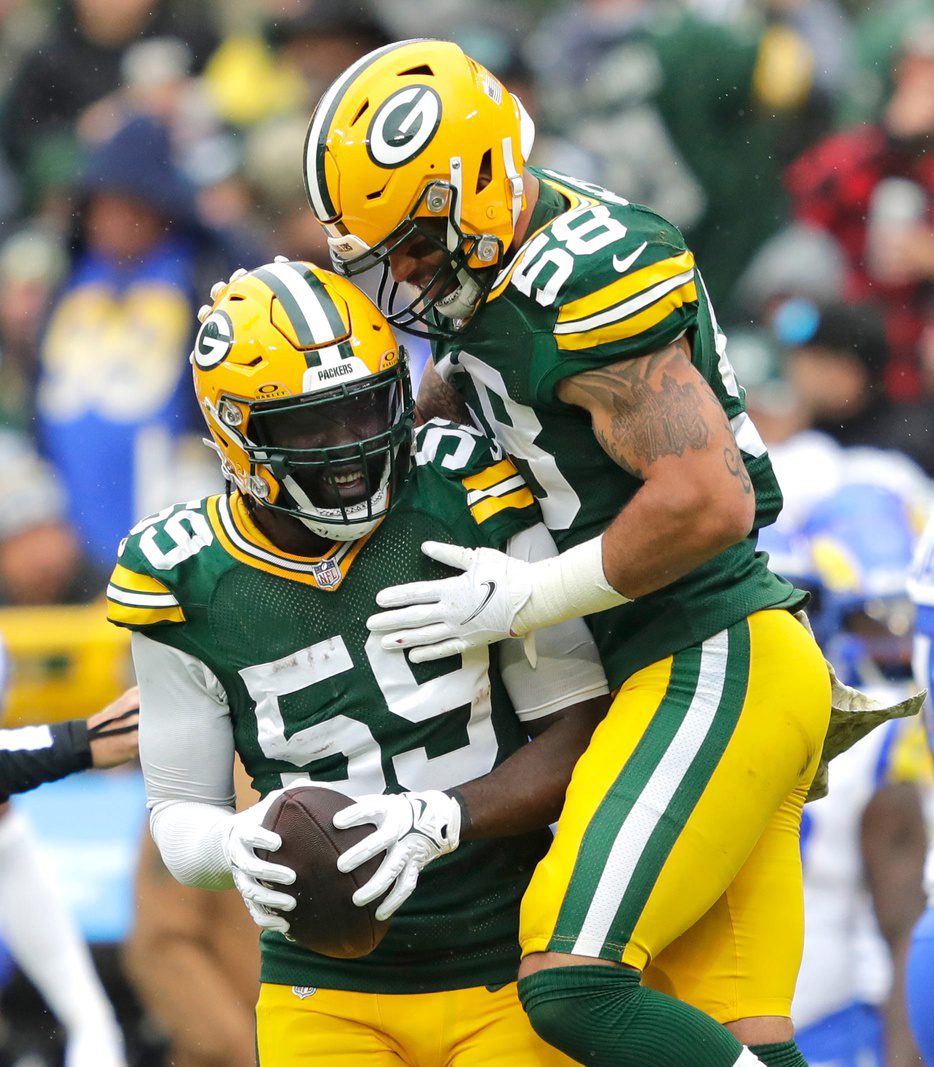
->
[613, 242, 647, 274]
[460, 581, 497, 625]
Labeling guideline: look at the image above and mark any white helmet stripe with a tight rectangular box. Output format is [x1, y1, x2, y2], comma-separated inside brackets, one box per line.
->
[304, 38, 426, 222]
[259, 262, 344, 345]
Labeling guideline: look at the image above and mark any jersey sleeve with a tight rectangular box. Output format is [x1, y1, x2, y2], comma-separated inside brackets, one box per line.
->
[413, 420, 543, 549]
[552, 225, 697, 360]
[105, 502, 205, 632]
[520, 191, 699, 401]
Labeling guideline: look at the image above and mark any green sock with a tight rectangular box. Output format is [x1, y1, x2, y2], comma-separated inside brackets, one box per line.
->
[518, 965, 748, 1067]
[749, 1040, 809, 1067]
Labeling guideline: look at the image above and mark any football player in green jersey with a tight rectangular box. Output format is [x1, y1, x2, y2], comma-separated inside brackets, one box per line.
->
[108, 260, 609, 1066]
[304, 39, 832, 1067]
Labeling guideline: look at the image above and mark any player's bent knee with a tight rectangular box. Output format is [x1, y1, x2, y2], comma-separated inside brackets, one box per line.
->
[517, 964, 644, 1065]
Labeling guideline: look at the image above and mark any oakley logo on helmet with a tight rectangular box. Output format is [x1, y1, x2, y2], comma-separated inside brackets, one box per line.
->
[367, 86, 442, 169]
[194, 310, 234, 370]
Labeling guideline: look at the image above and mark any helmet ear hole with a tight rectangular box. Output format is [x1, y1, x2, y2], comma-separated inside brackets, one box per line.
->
[476, 149, 492, 194]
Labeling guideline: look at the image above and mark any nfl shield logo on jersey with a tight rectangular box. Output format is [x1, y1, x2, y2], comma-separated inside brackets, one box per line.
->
[312, 558, 342, 589]
[291, 985, 317, 1000]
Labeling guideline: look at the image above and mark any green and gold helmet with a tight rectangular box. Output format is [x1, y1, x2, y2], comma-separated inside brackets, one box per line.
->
[192, 260, 413, 541]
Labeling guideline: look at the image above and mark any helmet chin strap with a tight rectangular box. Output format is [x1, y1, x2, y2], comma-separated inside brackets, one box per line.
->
[280, 465, 391, 543]
[433, 154, 492, 322]
[434, 269, 484, 321]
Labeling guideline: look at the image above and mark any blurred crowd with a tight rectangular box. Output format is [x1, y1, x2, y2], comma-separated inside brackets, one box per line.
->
[0, 0, 931, 590]
[1, 0, 934, 1064]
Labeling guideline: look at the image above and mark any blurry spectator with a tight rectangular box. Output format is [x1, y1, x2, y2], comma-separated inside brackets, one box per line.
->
[242, 114, 334, 264]
[34, 116, 259, 571]
[904, 516, 934, 1064]
[794, 717, 926, 1066]
[264, 0, 390, 102]
[0, 0, 219, 213]
[774, 299, 934, 473]
[787, 20, 934, 399]
[758, 455, 928, 1063]
[841, 0, 934, 124]
[0, 226, 67, 433]
[523, 0, 818, 304]
[203, 0, 389, 130]
[733, 221, 848, 324]
[0, 685, 139, 1067]
[0, 431, 103, 606]
[125, 761, 259, 1067]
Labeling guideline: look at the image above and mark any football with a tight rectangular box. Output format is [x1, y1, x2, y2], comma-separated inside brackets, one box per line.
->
[257, 785, 390, 958]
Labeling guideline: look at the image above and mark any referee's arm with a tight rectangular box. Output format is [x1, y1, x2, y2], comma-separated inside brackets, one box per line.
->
[0, 687, 139, 801]
[0, 721, 92, 801]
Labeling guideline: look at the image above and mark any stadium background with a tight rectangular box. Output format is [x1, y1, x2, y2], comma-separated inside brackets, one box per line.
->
[0, 0, 933, 1063]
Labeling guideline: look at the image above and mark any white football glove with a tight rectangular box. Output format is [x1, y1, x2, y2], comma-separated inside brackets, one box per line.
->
[222, 796, 297, 935]
[334, 790, 462, 920]
[366, 541, 533, 663]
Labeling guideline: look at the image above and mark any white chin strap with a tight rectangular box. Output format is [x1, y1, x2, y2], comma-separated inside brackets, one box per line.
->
[432, 153, 491, 323]
[281, 471, 390, 543]
[434, 271, 484, 321]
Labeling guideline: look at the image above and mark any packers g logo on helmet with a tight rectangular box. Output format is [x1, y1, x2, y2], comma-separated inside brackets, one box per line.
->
[367, 86, 442, 168]
[193, 310, 234, 370]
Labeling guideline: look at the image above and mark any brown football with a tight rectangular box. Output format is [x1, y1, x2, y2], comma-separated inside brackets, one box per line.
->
[257, 786, 390, 958]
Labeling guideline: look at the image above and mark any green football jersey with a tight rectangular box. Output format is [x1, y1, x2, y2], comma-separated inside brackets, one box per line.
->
[433, 167, 805, 687]
[108, 422, 557, 994]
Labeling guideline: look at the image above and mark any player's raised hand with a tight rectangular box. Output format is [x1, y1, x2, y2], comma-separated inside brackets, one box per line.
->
[366, 541, 533, 662]
[334, 790, 462, 920]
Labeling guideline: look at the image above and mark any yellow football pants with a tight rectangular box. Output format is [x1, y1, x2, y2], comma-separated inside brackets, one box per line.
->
[256, 980, 577, 1065]
[520, 609, 830, 1022]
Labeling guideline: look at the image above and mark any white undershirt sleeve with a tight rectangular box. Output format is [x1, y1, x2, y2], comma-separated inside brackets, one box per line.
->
[132, 631, 238, 890]
[499, 524, 610, 722]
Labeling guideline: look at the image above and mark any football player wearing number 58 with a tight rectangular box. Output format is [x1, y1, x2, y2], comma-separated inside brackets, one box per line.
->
[306, 39, 834, 1067]
[108, 262, 609, 1066]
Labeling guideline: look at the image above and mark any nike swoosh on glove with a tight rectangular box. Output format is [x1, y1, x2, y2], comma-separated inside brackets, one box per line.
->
[366, 541, 533, 663]
[333, 790, 462, 920]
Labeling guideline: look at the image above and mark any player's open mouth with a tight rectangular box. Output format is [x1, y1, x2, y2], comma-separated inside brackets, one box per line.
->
[329, 466, 368, 503]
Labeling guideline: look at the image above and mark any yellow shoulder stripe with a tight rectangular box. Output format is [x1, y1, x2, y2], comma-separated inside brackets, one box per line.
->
[557, 250, 695, 326]
[555, 279, 697, 352]
[109, 563, 173, 596]
[462, 458, 518, 493]
[470, 487, 535, 525]
[106, 601, 186, 627]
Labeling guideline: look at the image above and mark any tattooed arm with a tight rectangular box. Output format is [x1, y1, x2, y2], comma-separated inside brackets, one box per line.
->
[415, 359, 471, 426]
[557, 336, 755, 598]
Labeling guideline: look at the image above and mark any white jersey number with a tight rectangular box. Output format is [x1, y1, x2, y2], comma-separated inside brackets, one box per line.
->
[241, 636, 497, 795]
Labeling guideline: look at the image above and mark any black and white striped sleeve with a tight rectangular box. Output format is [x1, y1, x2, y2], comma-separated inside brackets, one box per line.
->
[0, 721, 92, 802]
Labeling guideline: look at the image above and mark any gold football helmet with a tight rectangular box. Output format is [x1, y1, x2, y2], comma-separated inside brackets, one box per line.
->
[192, 260, 413, 541]
[303, 38, 535, 336]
